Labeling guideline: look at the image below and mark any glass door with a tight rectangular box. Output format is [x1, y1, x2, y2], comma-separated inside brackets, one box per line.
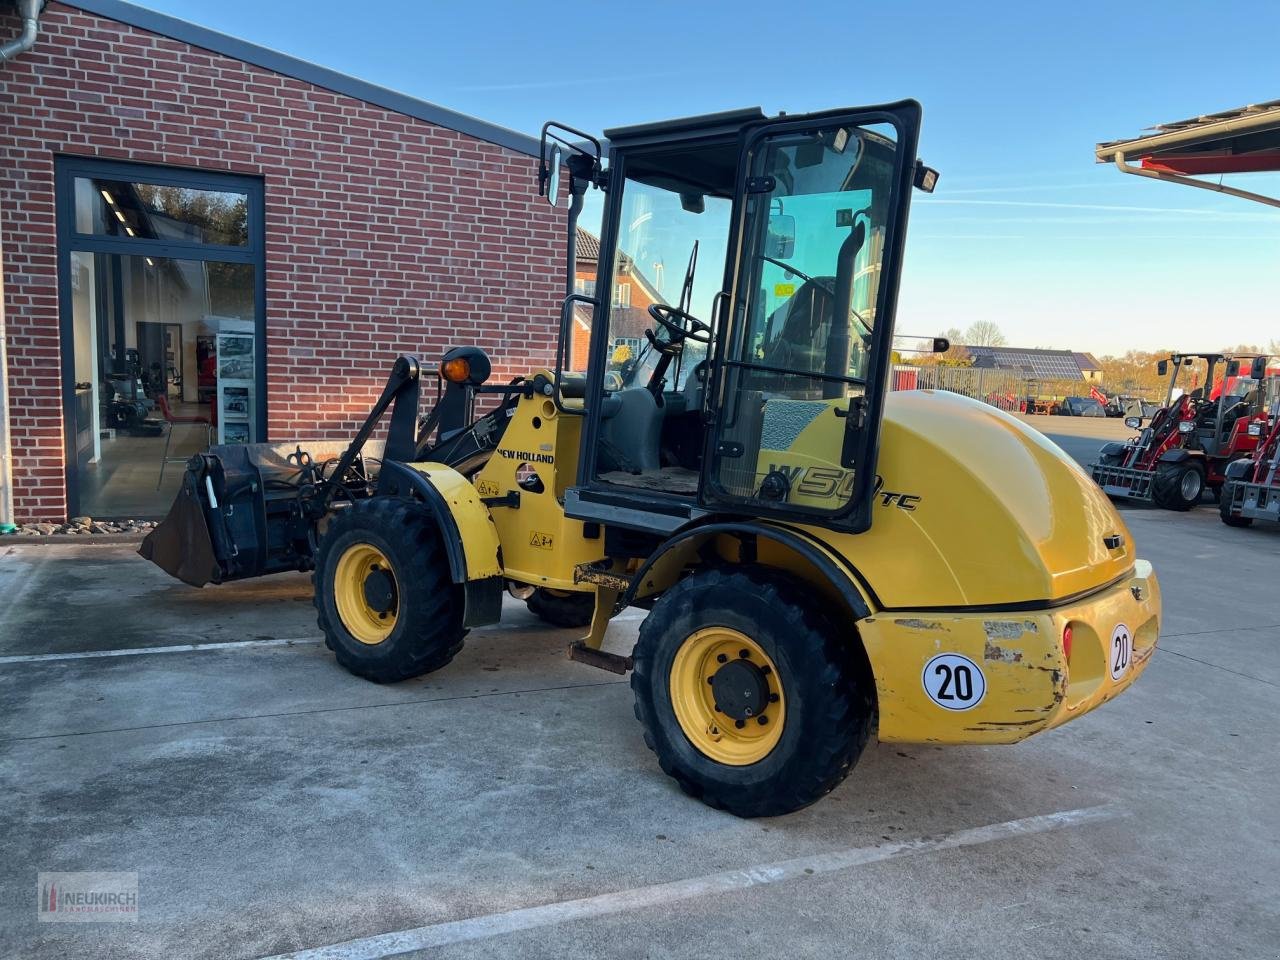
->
[702, 104, 922, 532]
[57, 159, 263, 518]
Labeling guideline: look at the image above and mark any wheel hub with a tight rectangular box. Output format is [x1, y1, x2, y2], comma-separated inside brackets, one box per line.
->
[362, 566, 397, 615]
[711, 658, 770, 722]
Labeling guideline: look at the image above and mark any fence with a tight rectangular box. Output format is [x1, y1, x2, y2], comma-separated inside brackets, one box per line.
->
[891, 365, 1093, 413]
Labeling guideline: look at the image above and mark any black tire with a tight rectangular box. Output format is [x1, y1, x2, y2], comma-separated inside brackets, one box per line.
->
[631, 567, 874, 818]
[1219, 481, 1253, 527]
[526, 588, 595, 628]
[313, 498, 465, 683]
[1151, 459, 1205, 511]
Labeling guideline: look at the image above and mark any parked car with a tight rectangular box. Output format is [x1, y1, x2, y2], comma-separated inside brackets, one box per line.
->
[1057, 396, 1107, 417]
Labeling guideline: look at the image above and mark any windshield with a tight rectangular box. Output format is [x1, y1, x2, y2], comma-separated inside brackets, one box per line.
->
[588, 176, 730, 391]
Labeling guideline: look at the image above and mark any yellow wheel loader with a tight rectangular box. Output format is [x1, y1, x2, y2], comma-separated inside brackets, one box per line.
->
[142, 102, 1160, 817]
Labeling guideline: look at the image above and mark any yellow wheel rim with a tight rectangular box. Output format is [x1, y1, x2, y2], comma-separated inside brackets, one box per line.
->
[333, 543, 399, 645]
[669, 627, 786, 766]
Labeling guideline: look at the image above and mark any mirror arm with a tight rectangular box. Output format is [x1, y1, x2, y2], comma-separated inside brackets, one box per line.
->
[565, 184, 584, 299]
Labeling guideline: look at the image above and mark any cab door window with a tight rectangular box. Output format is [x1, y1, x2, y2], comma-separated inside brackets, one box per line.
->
[708, 121, 906, 517]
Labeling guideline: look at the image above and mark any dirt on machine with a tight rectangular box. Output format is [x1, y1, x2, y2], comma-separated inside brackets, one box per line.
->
[141, 102, 1161, 817]
[1090, 352, 1271, 511]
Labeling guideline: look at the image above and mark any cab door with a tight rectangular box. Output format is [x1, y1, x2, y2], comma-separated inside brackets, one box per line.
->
[700, 102, 923, 533]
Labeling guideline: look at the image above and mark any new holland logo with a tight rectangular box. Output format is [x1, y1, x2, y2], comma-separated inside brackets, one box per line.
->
[498, 449, 554, 464]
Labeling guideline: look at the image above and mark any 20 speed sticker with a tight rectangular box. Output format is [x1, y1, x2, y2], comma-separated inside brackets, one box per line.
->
[1110, 623, 1132, 681]
[922, 653, 986, 711]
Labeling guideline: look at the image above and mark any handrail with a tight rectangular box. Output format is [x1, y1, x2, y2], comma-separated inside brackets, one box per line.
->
[554, 293, 599, 414]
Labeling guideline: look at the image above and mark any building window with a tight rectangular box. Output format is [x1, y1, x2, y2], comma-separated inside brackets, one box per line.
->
[574, 277, 597, 298]
[613, 282, 631, 308]
[56, 158, 264, 519]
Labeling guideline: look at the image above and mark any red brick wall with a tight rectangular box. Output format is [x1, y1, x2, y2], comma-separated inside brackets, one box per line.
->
[0, 2, 565, 521]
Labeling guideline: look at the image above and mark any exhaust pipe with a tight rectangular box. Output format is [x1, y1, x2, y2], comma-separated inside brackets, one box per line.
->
[0, 0, 42, 63]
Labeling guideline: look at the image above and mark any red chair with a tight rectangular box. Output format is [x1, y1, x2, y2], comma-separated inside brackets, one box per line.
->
[155, 393, 211, 489]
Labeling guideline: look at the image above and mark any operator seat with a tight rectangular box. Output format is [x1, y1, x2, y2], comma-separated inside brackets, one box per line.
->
[599, 387, 662, 473]
[762, 279, 835, 377]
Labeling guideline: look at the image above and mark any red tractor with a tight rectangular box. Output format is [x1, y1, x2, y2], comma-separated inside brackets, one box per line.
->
[1090, 353, 1269, 511]
[1220, 365, 1280, 527]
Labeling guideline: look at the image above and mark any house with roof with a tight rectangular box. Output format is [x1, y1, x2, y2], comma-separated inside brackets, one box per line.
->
[0, 0, 565, 524]
[964, 346, 1105, 382]
[570, 228, 662, 370]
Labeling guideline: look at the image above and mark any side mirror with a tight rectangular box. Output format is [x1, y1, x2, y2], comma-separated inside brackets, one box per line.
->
[1251, 355, 1268, 379]
[1157, 359, 1169, 377]
[932, 337, 950, 353]
[1226, 359, 1240, 377]
[545, 144, 562, 207]
[765, 214, 795, 259]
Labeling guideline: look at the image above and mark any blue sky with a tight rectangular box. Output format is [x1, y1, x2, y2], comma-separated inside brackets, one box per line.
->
[139, 0, 1279, 357]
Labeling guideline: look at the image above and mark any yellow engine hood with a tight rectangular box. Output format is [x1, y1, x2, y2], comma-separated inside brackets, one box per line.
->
[809, 390, 1134, 609]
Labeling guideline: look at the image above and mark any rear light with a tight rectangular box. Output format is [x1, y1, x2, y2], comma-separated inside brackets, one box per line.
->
[1062, 624, 1073, 661]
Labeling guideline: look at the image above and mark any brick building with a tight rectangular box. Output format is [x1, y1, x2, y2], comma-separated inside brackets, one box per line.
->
[0, 0, 564, 522]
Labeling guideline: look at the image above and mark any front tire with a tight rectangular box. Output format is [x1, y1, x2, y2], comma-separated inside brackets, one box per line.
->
[631, 568, 874, 818]
[314, 498, 466, 683]
[1151, 459, 1205, 511]
[1219, 481, 1253, 527]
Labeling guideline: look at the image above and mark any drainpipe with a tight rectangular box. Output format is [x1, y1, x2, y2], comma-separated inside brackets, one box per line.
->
[0, 0, 44, 533]
[1110, 152, 1280, 209]
[0, 0, 41, 62]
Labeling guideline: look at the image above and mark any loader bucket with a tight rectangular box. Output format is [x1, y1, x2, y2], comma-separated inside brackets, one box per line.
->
[139, 440, 377, 587]
[139, 466, 223, 587]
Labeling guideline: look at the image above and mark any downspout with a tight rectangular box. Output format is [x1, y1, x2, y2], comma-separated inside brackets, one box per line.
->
[1110, 151, 1280, 209]
[0, 0, 44, 533]
[0, 0, 40, 62]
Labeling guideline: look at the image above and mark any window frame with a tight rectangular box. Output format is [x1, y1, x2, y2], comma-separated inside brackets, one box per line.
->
[54, 156, 267, 518]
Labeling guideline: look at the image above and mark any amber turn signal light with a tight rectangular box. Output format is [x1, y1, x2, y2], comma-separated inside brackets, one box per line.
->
[440, 357, 471, 383]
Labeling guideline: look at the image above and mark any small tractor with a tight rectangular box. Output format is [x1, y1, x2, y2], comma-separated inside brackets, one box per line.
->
[1220, 361, 1280, 527]
[142, 102, 1160, 817]
[1090, 352, 1269, 510]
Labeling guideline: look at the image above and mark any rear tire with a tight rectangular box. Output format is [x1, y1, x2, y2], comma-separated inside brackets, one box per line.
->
[526, 588, 595, 628]
[631, 567, 874, 818]
[1151, 460, 1205, 511]
[314, 498, 466, 683]
[1219, 481, 1253, 527]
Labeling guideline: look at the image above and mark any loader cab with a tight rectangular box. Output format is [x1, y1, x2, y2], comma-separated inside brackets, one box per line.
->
[1158, 353, 1266, 455]
[544, 103, 925, 537]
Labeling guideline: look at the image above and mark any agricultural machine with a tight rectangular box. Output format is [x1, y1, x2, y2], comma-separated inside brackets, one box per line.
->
[1090, 352, 1269, 510]
[142, 102, 1160, 817]
[1221, 369, 1280, 526]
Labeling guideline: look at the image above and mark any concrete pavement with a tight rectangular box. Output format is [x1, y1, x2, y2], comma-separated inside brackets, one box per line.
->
[1, 425, 1277, 959]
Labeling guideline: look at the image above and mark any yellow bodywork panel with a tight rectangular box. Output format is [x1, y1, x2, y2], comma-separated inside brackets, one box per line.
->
[758, 390, 1135, 608]
[403, 462, 503, 580]
[861, 561, 1159, 744]
[471, 387, 605, 590]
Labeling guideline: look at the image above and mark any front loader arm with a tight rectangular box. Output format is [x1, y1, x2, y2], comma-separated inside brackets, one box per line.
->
[140, 352, 515, 587]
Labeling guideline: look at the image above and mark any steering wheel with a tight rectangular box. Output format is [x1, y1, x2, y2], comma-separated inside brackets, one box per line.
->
[760, 255, 823, 288]
[648, 303, 713, 344]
